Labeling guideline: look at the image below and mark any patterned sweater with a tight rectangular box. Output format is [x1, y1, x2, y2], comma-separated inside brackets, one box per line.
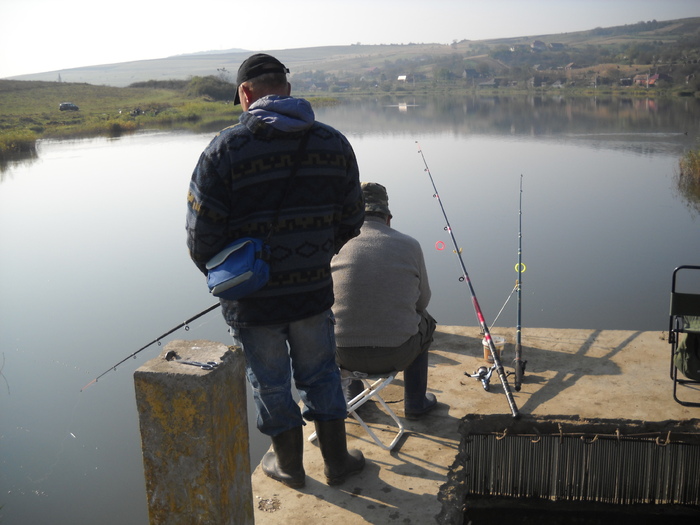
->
[186, 95, 364, 327]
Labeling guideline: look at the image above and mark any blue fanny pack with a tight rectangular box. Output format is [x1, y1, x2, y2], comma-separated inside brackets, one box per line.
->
[206, 238, 271, 300]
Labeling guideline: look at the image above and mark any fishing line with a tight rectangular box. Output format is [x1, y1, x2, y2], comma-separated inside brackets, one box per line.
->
[3, 351, 91, 500]
[25, 393, 86, 487]
[1, 352, 10, 395]
[490, 282, 518, 329]
[416, 141, 520, 418]
[81, 302, 220, 391]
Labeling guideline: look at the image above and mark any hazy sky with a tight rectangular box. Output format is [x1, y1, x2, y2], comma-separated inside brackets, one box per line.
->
[1, 0, 698, 78]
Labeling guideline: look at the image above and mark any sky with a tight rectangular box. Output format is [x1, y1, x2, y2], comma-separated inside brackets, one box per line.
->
[1, 0, 698, 79]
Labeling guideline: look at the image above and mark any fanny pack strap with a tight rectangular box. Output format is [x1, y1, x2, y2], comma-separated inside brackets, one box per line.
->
[265, 129, 312, 243]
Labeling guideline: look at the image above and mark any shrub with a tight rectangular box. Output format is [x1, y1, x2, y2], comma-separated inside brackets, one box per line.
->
[185, 76, 236, 101]
[128, 79, 189, 90]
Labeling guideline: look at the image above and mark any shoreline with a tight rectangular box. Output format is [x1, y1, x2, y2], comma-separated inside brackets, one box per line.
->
[1, 84, 696, 159]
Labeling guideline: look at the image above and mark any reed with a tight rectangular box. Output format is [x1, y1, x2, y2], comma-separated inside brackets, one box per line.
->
[680, 147, 700, 181]
[0, 129, 37, 159]
[677, 146, 700, 216]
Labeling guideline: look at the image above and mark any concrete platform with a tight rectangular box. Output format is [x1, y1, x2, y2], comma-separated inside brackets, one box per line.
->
[251, 326, 700, 524]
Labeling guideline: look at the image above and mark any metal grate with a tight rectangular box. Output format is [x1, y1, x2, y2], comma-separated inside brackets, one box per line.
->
[463, 430, 700, 505]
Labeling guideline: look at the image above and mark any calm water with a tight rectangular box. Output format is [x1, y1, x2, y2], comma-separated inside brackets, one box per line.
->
[1, 95, 699, 524]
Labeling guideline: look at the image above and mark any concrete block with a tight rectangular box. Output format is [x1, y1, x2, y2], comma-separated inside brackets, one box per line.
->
[134, 340, 253, 525]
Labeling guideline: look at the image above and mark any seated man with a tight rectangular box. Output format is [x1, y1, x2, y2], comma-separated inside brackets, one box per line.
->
[331, 182, 438, 419]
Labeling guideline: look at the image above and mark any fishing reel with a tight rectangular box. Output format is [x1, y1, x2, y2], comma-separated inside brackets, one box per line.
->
[466, 365, 496, 391]
[466, 362, 523, 392]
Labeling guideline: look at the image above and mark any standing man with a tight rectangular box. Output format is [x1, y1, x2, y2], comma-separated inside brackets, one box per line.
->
[332, 182, 438, 419]
[186, 54, 365, 488]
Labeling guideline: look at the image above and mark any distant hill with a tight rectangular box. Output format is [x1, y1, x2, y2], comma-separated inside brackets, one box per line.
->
[175, 47, 249, 56]
[6, 45, 455, 87]
[7, 17, 700, 88]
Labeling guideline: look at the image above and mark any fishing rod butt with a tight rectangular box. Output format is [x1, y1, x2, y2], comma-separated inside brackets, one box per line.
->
[513, 341, 526, 391]
[514, 367, 524, 392]
[493, 355, 521, 418]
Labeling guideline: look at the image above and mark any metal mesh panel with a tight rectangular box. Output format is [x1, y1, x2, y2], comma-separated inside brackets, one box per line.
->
[463, 431, 700, 505]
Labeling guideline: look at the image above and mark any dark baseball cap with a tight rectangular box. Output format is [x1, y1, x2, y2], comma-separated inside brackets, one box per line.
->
[234, 53, 289, 105]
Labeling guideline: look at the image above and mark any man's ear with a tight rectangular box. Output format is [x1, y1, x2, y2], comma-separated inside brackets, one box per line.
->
[240, 84, 254, 110]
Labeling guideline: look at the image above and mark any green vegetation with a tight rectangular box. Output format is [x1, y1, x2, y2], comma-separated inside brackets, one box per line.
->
[184, 76, 236, 100]
[0, 129, 37, 156]
[678, 145, 700, 216]
[680, 146, 700, 180]
[0, 77, 244, 159]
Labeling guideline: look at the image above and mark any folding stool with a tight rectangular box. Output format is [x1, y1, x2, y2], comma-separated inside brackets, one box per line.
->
[309, 368, 405, 451]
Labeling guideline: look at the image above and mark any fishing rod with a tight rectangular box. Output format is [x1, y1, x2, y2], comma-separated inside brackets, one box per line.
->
[416, 141, 520, 419]
[470, 176, 527, 392]
[513, 174, 526, 391]
[81, 302, 221, 391]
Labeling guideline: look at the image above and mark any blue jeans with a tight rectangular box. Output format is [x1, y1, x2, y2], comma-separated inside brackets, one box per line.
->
[230, 309, 347, 436]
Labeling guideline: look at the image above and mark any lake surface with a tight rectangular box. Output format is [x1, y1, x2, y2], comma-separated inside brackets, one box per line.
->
[1, 94, 699, 524]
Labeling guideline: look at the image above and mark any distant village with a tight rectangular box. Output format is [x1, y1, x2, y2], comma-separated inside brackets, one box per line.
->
[294, 38, 693, 93]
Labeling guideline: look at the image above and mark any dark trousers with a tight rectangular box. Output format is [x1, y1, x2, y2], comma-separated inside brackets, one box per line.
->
[335, 311, 436, 374]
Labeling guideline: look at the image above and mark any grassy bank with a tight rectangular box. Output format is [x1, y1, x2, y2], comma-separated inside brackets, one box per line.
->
[0, 79, 244, 159]
[0, 79, 347, 160]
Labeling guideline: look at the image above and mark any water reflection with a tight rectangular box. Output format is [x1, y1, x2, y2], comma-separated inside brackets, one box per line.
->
[0, 95, 699, 525]
[676, 169, 700, 217]
[0, 148, 39, 178]
[313, 94, 699, 155]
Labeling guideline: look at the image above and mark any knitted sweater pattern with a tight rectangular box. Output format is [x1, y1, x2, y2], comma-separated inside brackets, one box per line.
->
[331, 216, 431, 347]
[186, 96, 364, 327]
